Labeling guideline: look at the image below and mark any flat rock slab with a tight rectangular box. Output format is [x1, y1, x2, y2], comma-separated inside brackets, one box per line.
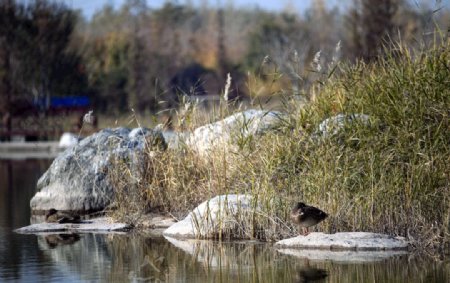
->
[277, 248, 407, 263]
[15, 217, 131, 234]
[275, 232, 408, 251]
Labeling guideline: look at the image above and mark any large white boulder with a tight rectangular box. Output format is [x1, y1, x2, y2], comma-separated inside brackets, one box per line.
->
[163, 194, 255, 238]
[30, 127, 166, 213]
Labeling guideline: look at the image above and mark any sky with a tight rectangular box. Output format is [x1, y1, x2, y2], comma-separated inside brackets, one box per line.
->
[64, 0, 339, 19]
[59, 0, 448, 19]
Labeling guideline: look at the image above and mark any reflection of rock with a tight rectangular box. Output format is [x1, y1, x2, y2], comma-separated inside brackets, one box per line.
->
[45, 233, 81, 249]
[30, 127, 166, 213]
[15, 217, 130, 233]
[128, 254, 168, 282]
[164, 236, 270, 270]
[275, 232, 408, 250]
[37, 233, 119, 280]
[36, 233, 170, 282]
[163, 194, 255, 238]
[277, 248, 408, 263]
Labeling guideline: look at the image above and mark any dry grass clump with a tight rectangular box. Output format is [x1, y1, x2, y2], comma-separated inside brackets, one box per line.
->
[108, 38, 449, 252]
[278, 39, 449, 251]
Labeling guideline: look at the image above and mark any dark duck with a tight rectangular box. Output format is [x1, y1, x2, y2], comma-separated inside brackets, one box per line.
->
[290, 202, 328, 236]
[45, 208, 82, 224]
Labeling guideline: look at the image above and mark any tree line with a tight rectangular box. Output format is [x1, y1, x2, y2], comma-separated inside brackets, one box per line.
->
[0, 0, 448, 120]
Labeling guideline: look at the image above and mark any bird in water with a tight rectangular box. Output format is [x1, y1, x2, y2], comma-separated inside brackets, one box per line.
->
[290, 202, 328, 236]
[45, 208, 82, 224]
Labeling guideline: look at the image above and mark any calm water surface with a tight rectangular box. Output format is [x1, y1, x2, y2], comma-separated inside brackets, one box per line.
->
[0, 159, 449, 283]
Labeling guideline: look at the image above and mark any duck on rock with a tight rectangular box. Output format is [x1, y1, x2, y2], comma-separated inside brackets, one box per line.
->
[45, 208, 82, 224]
[290, 202, 328, 236]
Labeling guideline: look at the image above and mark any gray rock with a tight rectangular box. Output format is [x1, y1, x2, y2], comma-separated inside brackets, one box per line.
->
[316, 113, 370, 137]
[15, 217, 130, 233]
[185, 110, 285, 155]
[30, 127, 166, 212]
[275, 232, 408, 250]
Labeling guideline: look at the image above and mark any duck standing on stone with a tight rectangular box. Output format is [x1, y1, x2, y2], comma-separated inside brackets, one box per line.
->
[45, 208, 82, 224]
[290, 202, 328, 236]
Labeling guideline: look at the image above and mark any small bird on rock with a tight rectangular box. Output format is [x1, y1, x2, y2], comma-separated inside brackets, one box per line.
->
[290, 202, 328, 236]
[45, 208, 82, 224]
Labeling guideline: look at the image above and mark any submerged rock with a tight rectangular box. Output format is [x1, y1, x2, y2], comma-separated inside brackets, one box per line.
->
[185, 110, 285, 155]
[275, 232, 408, 251]
[163, 194, 255, 238]
[30, 127, 166, 213]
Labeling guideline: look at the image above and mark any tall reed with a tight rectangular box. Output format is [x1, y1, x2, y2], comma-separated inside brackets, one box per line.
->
[108, 38, 449, 253]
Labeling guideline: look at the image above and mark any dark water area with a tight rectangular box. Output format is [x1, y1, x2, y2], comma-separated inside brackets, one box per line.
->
[0, 160, 449, 282]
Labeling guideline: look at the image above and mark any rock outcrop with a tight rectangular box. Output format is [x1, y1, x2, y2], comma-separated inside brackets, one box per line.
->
[30, 127, 166, 213]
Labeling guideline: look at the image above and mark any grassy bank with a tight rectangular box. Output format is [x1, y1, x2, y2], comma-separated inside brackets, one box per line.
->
[109, 39, 449, 253]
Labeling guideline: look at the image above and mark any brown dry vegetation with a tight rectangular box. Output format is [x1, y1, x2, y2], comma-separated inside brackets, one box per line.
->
[108, 38, 449, 254]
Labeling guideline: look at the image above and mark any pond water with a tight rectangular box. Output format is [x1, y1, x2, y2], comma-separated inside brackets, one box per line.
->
[0, 159, 449, 282]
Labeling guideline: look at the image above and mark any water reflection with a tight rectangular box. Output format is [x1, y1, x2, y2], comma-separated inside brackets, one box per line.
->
[295, 264, 328, 283]
[277, 248, 408, 263]
[1, 160, 449, 282]
[44, 234, 81, 249]
[30, 231, 449, 283]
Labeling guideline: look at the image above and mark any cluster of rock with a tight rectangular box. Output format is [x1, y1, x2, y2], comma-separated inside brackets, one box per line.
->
[19, 193, 409, 252]
[162, 194, 408, 251]
[34, 110, 372, 213]
[20, 109, 410, 258]
[31, 110, 284, 213]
